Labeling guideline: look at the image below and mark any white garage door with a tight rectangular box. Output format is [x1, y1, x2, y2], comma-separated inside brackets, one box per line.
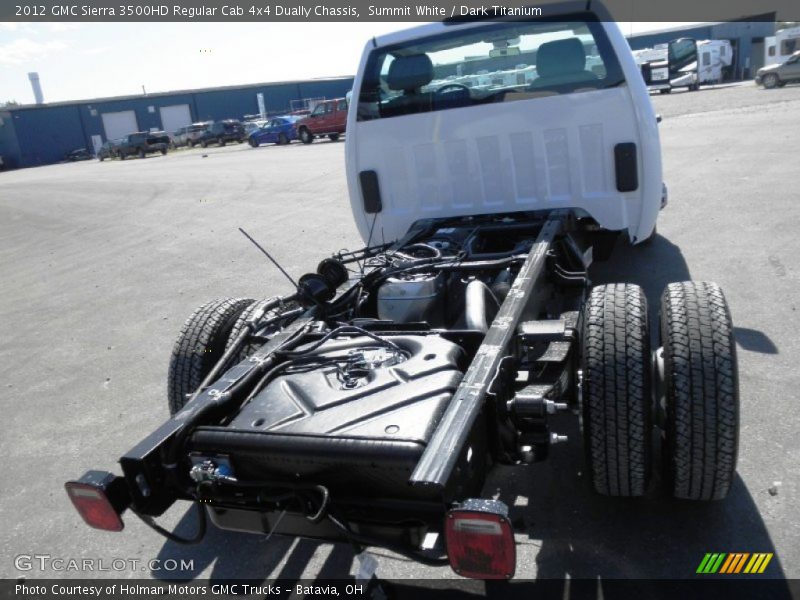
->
[159, 104, 192, 135]
[102, 110, 138, 140]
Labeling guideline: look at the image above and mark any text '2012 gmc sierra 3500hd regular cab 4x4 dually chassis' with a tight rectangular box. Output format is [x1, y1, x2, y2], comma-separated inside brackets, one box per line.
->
[66, 3, 739, 580]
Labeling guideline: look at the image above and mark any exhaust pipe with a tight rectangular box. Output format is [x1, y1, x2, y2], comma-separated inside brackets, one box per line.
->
[464, 280, 500, 333]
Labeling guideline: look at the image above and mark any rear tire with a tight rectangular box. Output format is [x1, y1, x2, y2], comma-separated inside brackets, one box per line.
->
[167, 298, 255, 415]
[328, 133, 340, 142]
[161, 148, 167, 155]
[660, 282, 739, 501]
[249, 138, 259, 147]
[581, 284, 653, 497]
[138, 149, 145, 159]
[224, 298, 297, 363]
[277, 133, 288, 145]
[219, 138, 226, 147]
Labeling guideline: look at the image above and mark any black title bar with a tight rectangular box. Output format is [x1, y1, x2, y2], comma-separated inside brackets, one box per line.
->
[2, 0, 798, 22]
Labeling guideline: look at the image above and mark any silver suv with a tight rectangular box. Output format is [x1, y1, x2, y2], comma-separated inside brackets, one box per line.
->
[756, 50, 800, 88]
[172, 122, 210, 148]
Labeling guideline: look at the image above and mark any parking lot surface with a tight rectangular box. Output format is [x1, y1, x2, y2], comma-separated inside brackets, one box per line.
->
[1, 81, 799, 584]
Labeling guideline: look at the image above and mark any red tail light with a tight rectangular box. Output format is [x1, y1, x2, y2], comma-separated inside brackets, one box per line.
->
[65, 471, 129, 532]
[445, 499, 516, 579]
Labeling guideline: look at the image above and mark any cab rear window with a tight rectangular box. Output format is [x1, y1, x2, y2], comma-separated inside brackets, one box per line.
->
[357, 15, 624, 121]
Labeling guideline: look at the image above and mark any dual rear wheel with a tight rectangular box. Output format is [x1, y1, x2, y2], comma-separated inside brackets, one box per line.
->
[581, 282, 739, 500]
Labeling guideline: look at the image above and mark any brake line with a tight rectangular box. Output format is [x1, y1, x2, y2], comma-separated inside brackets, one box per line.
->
[199, 477, 448, 566]
[132, 502, 207, 545]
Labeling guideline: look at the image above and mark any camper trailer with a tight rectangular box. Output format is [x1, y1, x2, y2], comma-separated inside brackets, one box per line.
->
[633, 38, 732, 93]
[765, 26, 800, 66]
[694, 39, 733, 85]
[634, 39, 697, 93]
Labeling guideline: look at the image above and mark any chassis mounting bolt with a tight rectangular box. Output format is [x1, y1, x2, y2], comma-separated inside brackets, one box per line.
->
[545, 399, 569, 414]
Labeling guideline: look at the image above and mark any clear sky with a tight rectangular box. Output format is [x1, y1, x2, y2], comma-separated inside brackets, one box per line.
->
[0, 22, 694, 105]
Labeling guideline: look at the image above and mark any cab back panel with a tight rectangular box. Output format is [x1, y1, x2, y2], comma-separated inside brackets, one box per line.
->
[350, 87, 640, 243]
[346, 17, 662, 244]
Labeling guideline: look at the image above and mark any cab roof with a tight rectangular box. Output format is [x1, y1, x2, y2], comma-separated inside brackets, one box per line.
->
[371, 1, 609, 48]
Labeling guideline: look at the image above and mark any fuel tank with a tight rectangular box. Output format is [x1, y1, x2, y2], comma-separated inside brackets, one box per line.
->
[189, 335, 465, 498]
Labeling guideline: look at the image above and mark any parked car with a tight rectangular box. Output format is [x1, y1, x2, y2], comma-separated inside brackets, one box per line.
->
[756, 50, 800, 88]
[196, 120, 246, 147]
[116, 132, 170, 160]
[244, 119, 268, 137]
[173, 123, 210, 148]
[296, 98, 348, 144]
[96, 140, 121, 161]
[64, 148, 93, 162]
[248, 116, 301, 147]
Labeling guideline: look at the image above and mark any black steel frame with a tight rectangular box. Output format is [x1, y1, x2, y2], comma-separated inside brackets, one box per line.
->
[109, 209, 576, 547]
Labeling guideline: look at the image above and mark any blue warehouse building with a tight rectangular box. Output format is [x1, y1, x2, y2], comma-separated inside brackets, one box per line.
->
[0, 76, 353, 170]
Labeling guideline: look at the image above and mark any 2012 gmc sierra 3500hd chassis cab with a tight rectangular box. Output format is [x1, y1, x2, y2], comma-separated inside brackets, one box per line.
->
[66, 4, 739, 580]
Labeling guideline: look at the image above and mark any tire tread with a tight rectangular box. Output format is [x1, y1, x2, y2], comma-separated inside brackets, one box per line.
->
[582, 283, 652, 497]
[661, 281, 738, 500]
[166, 298, 254, 415]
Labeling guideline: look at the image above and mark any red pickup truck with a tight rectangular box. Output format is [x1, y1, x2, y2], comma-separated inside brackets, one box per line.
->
[296, 97, 348, 144]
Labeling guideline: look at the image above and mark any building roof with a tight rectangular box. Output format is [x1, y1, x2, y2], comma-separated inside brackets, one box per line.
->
[5, 75, 354, 112]
[626, 23, 713, 39]
[626, 14, 776, 41]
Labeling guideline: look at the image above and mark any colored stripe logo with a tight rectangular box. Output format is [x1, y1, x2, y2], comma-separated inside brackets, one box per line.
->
[697, 553, 773, 574]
